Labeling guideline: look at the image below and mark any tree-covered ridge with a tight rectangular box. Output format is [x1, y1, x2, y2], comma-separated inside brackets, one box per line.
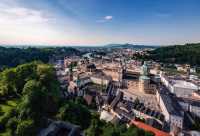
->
[0, 62, 60, 135]
[0, 62, 92, 135]
[0, 62, 59, 98]
[149, 43, 200, 65]
[0, 46, 81, 69]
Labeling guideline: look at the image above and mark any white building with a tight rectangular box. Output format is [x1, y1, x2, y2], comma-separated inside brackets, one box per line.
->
[190, 68, 196, 73]
[170, 80, 198, 98]
[100, 110, 115, 122]
[178, 98, 200, 118]
[190, 104, 200, 118]
[156, 89, 184, 130]
[160, 73, 198, 98]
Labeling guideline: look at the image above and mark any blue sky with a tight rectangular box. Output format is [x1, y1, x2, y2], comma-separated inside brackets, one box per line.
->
[0, 0, 200, 46]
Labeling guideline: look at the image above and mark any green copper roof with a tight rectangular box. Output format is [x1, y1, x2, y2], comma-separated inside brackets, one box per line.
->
[140, 75, 150, 80]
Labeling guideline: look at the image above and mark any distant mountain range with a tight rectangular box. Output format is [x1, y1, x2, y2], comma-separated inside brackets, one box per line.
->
[104, 43, 158, 49]
[0, 43, 158, 49]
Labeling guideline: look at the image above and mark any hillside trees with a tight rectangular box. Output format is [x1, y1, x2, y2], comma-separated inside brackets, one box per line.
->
[0, 62, 60, 135]
[0, 46, 81, 70]
[148, 43, 200, 65]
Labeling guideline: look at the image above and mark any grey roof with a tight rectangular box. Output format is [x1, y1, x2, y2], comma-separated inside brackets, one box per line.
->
[39, 121, 81, 136]
[87, 63, 96, 69]
[177, 97, 200, 107]
[115, 108, 134, 121]
[105, 82, 115, 104]
[110, 91, 123, 109]
[159, 87, 183, 117]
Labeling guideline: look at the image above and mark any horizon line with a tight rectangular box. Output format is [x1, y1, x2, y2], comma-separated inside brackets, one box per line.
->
[0, 42, 199, 47]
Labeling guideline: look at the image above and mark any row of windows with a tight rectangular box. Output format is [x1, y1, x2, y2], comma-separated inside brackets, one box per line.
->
[171, 117, 182, 128]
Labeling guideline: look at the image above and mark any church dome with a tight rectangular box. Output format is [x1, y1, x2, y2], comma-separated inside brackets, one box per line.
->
[141, 61, 149, 76]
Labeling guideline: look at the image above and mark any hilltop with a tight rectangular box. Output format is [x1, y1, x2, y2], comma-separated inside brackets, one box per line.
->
[0, 46, 81, 69]
[148, 43, 200, 65]
[105, 43, 157, 49]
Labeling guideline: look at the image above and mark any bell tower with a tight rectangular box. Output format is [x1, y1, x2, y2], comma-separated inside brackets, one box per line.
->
[139, 61, 150, 93]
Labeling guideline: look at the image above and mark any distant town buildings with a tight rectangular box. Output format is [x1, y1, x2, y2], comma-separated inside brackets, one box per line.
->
[54, 48, 200, 136]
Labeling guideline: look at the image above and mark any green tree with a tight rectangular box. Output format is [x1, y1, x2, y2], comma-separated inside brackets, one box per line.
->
[85, 114, 104, 136]
[57, 102, 91, 129]
[16, 119, 36, 136]
[6, 117, 18, 135]
[0, 62, 61, 135]
[102, 123, 120, 136]
[36, 64, 60, 97]
[15, 62, 37, 93]
[75, 97, 87, 105]
[148, 43, 200, 66]
[1, 69, 18, 96]
[19, 81, 58, 121]
[0, 46, 81, 69]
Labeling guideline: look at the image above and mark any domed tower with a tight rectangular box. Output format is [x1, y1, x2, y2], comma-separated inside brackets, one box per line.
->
[118, 57, 127, 88]
[139, 61, 150, 93]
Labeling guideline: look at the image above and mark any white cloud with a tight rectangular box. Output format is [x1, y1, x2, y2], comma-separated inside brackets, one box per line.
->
[0, 3, 54, 25]
[104, 15, 113, 20]
[0, 1, 69, 45]
[97, 15, 113, 23]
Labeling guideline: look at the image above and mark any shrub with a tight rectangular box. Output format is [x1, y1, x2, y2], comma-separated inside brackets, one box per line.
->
[16, 119, 36, 136]
[6, 117, 18, 132]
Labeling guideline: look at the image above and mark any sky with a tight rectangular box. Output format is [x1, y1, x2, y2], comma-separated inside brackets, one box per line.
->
[0, 0, 200, 46]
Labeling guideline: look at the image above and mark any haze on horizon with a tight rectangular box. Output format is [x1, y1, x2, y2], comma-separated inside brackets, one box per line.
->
[0, 0, 200, 46]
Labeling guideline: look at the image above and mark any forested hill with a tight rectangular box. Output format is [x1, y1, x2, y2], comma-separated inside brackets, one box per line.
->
[148, 43, 200, 65]
[0, 46, 81, 69]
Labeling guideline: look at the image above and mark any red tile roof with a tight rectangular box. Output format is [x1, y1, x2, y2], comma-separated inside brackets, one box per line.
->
[130, 120, 171, 136]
